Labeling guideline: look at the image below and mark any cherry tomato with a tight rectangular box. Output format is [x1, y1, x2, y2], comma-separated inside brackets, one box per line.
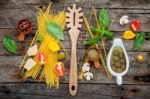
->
[130, 20, 140, 31]
[37, 51, 46, 64]
[54, 62, 65, 77]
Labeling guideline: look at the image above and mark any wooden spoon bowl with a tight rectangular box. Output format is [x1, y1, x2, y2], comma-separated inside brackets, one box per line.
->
[17, 18, 32, 41]
[86, 46, 100, 68]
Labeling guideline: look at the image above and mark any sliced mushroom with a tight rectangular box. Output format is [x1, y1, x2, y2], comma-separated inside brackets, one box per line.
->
[119, 15, 129, 25]
[84, 72, 93, 81]
[82, 63, 90, 72]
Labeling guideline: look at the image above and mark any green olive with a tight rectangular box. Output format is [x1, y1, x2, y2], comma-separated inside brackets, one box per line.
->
[120, 59, 126, 64]
[115, 61, 121, 67]
[58, 52, 65, 60]
[119, 53, 124, 58]
[112, 66, 116, 71]
[116, 68, 123, 73]
[113, 50, 120, 56]
[110, 60, 115, 65]
[113, 56, 119, 61]
[121, 64, 126, 70]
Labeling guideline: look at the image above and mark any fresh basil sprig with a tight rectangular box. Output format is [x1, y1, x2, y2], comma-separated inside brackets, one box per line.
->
[3, 36, 17, 53]
[84, 8, 113, 46]
[134, 32, 146, 50]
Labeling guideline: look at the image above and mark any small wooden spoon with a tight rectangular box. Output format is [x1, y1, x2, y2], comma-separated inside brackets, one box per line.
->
[17, 18, 32, 41]
[66, 4, 83, 96]
[86, 46, 100, 68]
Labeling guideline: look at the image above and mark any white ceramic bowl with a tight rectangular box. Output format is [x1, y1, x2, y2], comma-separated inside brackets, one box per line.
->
[107, 39, 129, 85]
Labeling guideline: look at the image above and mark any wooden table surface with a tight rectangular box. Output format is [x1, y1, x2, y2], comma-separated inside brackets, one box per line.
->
[0, 0, 150, 99]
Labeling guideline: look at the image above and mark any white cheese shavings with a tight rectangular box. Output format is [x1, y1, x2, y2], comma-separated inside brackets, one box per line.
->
[24, 58, 36, 71]
[27, 44, 38, 56]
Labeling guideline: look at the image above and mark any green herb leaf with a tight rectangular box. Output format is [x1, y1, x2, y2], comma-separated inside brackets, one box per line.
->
[100, 27, 105, 36]
[134, 32, 146, 50]
[3, 36, 17, 53]
[99, 8, 109, 28]
[104, 31, 113, 39]
[91, 27, 102, 33]
[47, 22, 64, 40]
[37, 33, 44, 42]
[84, 35, 100, 45]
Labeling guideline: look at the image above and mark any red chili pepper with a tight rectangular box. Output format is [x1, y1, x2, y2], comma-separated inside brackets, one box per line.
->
[37, 51, 46, 64]
[54, 62, 65, 77]
[130, 20, 140, 31]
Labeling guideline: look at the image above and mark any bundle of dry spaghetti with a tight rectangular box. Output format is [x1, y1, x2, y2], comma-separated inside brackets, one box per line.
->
[20, 4, 66, 88]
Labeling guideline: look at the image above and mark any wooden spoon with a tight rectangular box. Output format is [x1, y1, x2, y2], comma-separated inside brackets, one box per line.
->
[17, 18, 32, 41]
[86, 46, 101, 68]
[66, 4, 83, 96]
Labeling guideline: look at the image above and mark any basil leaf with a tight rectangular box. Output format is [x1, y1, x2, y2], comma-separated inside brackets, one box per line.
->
[100, 27, 105, 36]
[91, 27, 102, 33]
[84, 35, 100, 45]
[3, 36, 17, 53]
[104, 31, 113, 39]
[99, 8, 109, 28]
[134, 32, 146, 50]
[47, 22, 64, 40]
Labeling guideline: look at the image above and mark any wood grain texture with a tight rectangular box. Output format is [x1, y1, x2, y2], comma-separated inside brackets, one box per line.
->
[0, 5, 150, 32]
[0, 84, 149, 99]
[0, 0, 150, 98]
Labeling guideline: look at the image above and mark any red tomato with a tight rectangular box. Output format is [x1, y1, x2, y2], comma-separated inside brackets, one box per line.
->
[37, 51, 46, 64]
[54, 62, 65, 77]
[130, 20, 140, 31]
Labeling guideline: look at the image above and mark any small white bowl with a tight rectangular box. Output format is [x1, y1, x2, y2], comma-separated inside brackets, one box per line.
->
[107, 39, 129, 85]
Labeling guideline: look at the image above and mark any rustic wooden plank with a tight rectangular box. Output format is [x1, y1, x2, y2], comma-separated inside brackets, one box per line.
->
[0, 52, 149, 84]
[0, 5, 150, 32]
[1, 0, 150, 9]
[0, 83, 149, 99]
[0, 29, 150, 56]
[0, 93, 116, 99]
[1, 38, 150, 56]
[0, 29, 150, 42]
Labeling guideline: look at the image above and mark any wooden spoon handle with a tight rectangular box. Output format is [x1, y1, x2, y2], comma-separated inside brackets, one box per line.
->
[18, 33, 25, 41]
[69, 46, 77, 96]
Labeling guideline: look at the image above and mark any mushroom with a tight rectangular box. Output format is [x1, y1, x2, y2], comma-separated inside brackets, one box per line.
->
[82, 63, 90, 72]
[119, 15, 129, 25]
[84, 72, 93, 81]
